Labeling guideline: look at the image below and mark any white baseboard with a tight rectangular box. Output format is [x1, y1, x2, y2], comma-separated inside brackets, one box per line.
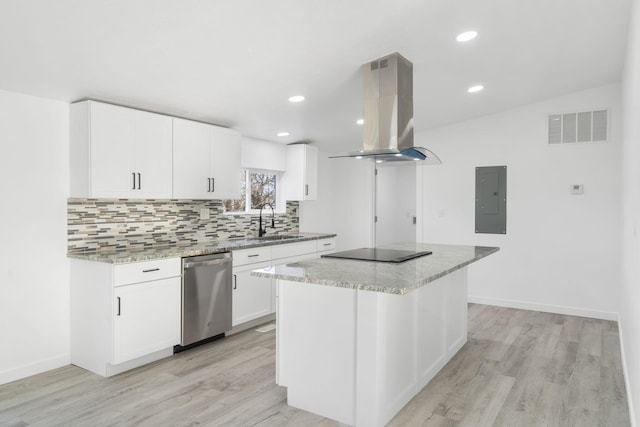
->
[468, 295, 618, 321]
[0, 353, 70, 386]
[617, 316, 637, 427]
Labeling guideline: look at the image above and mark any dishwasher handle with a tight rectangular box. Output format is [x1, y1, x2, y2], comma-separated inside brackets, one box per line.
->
[183, 253, 232, 269]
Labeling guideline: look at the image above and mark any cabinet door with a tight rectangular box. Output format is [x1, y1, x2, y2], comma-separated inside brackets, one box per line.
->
[112, 277, 180, 364]
[90, 102, 136, 198]
[232, 262, 273, 326]
[173, 118, 212, 199]
[209, 127, 241, 200]
[284, 144, 318, 201]
[304, 145, 318, 200]
[133, 110, 173, 198]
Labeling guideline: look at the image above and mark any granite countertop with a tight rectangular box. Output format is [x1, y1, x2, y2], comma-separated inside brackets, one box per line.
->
[67, 232, 337, 264]
[252, 242, 499, 295]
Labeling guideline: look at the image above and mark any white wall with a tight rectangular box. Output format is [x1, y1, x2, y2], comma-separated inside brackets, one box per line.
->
[621, 0, 640, 423]
[299, 153, 374, 250]
[0, 89, 70, 384]
[417, 84, 621, 320]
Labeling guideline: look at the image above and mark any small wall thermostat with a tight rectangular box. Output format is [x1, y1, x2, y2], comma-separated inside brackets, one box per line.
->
[570, 184, 584, 195]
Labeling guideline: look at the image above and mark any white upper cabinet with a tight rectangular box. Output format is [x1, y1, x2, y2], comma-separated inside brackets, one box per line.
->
[173, 118, 241, 200]
[284, 144, 318, 201]
[70, 101, 173, 199]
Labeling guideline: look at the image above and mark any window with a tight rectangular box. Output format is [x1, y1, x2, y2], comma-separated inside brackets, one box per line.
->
[224, 170, 279, 213]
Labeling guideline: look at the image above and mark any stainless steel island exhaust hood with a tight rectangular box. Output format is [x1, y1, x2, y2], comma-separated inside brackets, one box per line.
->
[332, 52, 441, 164]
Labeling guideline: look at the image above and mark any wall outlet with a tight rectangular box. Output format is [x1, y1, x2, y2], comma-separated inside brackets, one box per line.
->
[200, 208, 210, 220]
[570, 184, 584, 195]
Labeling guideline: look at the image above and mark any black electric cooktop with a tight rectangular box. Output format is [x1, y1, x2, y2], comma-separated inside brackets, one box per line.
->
[321, 248, 432, 263]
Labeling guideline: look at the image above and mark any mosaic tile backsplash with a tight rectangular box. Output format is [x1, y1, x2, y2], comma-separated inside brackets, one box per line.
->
[68, 198, 300, 252]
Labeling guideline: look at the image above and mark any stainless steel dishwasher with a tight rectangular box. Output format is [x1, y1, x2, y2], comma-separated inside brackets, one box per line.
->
[179, 252, 232, 349]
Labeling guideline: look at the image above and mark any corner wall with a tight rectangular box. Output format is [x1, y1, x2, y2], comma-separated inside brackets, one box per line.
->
[417, 84, 622, 320]
[299, 154, 374, 251]
[621, 0, 640, 423]
[0, 89, 70, 385]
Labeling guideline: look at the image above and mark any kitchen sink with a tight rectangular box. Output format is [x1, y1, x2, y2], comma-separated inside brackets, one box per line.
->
[258, 234, 303, 241]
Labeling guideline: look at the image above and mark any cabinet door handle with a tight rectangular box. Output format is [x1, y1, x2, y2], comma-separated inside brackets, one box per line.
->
[117, 297, 121, 316]
[132, 172, 136, 190]
[137, 173, 141, 190]
[323, 243, 331, 246]
[305, 184, 309, 196]
[211, 177, 215, 192]
[142, 268, 159, 273]
[233, 274, 237, 289]
[207, 178, 211, 192]
[248, 254, 259, 258]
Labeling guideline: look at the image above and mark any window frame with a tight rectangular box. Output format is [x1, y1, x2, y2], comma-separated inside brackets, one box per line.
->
[223, 169, 284, 215]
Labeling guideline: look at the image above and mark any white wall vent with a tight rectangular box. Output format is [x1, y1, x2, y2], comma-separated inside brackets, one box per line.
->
[548, 109, 608, 144]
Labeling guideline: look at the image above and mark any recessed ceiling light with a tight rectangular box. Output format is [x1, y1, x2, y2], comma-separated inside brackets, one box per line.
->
[277, 131, 290, 137]
[394, 153, 402, 157]
[355, 156, 363, 159]
[376, 160, 383, 163]
[356, 119, 364, 125]
[456, 31, 478, 42]
[288, 95, 305, 103]
[467, 85, 484, 93]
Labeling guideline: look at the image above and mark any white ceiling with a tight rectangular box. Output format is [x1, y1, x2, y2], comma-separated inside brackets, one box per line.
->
[0, 0, 632, 153]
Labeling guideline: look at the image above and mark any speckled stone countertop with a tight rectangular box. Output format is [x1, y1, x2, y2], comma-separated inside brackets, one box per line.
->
[252, 242, 499, 295]
[67, 233, 337, 264]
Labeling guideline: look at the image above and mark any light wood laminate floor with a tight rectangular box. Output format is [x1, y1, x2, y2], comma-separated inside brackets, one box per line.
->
[0, 304, 630, 426]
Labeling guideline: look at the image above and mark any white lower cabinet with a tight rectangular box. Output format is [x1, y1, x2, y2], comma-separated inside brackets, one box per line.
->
[232, 260, 273, 326]
[230, 237, 336, 328]
[71, 258, 181, 377]
[113, 277, 181, 364]
[316, 238, 336, 256]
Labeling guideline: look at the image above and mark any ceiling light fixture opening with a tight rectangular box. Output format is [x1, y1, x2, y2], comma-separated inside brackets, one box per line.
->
[277, 131, 290, 137]
[288, 95, 305, 103]
[467, 85, 484, 93]
[356, 119, 364, 125]
[456, 31, 478, 42]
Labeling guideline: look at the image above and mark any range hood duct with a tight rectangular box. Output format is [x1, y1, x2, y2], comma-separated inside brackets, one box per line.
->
[331, 52, 441, 164]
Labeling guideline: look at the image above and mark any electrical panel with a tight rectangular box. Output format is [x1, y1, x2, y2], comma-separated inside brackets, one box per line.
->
[475, 166, 507, 234]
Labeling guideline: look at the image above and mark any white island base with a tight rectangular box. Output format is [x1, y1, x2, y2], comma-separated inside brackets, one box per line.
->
[276, 268, 468, 427]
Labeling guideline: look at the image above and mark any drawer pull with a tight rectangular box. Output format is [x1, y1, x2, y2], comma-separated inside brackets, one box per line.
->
[117, 297, 121, 316]
[142, 268, 160, 273]
[247, 254, 260, 258]
[323, 243, 332, 246]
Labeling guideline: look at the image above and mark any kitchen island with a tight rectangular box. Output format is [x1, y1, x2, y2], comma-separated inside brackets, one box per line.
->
[252, 242, 499, 427]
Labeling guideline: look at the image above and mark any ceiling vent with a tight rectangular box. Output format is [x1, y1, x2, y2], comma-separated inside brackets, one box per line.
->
[548, 109, 608, 144]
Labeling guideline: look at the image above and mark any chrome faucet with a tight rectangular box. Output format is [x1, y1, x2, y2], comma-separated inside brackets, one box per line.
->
[258, 203, 275, 237]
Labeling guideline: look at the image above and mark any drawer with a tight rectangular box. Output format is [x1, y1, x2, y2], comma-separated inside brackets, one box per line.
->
[272, 252, 318, 267]
[271, 241, 318, 260]
[113, 258, 181, 287]
[316, 238, 336, 253]
[233, 246, 272, 266]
